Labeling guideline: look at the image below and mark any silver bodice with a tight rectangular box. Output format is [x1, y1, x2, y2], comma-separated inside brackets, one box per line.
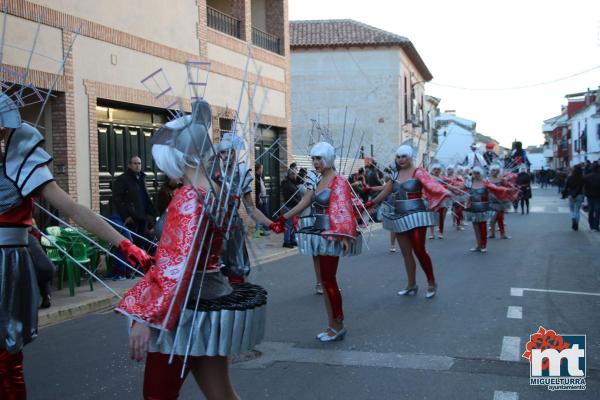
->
[469, 187, 489, 212]
[311, 189, 331, 230]
[390, 179, 426, 213]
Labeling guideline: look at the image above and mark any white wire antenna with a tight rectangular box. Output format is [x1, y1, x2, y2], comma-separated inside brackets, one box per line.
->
[0, 7, 80, 129]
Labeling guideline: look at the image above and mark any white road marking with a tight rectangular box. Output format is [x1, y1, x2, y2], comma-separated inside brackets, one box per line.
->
[512, 287, 600, 297]
[235, 341, 455, 371]
[506, 306, 522, 319]
[510, 288, 523, 297]
[493, 391, 518, 400]
[500, 336, 521, 361]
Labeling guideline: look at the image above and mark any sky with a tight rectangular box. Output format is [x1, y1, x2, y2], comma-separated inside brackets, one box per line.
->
[289, 0, 600, 148]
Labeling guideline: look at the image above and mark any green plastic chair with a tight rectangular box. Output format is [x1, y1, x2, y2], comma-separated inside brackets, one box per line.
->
[41, 235, 69, 291]
[60, 242, 90, 296]
[40, 236, 64, 265]
[46, 226, 62, 237]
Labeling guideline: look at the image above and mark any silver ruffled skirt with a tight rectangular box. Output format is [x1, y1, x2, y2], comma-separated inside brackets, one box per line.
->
[149, 271, 267, 357]
[464, 210, 496, 222]
[0, 227, 39, 354]
[220, 215, 251, 278]
[489, 201, 512, 212]
[381, 203, 435, 233]
[296, 215, 362, 257]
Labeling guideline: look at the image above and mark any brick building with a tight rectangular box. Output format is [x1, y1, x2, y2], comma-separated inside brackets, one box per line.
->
[2, 0, 291, 216]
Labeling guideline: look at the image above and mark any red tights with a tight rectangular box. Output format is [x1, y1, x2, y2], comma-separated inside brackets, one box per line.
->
[475, 222, 487, 248]
[143, 352, 190, 400]
[318, 256, 343, 322]
[453, 204, 463, 225]
[495, 211, 505, 236]
[407, 227, 435, 283]
[0, 350, 26, 400]
[438, 208, 447, 234]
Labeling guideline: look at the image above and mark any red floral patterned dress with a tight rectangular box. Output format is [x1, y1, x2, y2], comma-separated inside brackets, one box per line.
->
[115, 186, 222, 331]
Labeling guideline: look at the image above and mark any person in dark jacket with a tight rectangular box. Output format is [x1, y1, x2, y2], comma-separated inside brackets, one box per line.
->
[281, 168, 301, 248]
[111, 156, 157, 246]
[563, 165, 585, 230]
[516, 165, 532, 214]
[583, 162, 600, 231]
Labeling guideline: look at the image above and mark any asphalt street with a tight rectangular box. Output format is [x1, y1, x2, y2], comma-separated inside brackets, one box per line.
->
[24, 188, 600, 399]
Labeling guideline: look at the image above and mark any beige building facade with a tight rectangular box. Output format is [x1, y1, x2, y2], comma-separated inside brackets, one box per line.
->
[2, 0, 291, 215]
[290, 20, 433, 170]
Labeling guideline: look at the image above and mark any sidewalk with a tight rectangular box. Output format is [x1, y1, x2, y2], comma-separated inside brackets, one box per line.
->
[39, 231, 300, 328]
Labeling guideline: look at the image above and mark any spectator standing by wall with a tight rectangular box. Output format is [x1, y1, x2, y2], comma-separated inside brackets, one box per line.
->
[281, 168, 301, 248]
[111, 156, 156, 246]
[254, 163, 270, 236]
[563, 165, 585, 231]
[583, 162, 600, 231]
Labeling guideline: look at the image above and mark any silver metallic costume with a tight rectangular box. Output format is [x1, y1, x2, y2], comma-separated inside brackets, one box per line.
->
[212, 162, 253, 279]
[116, 99, 267, 358]
[296, 171, 362, 257]
[381, 169, 435, 233]
[0, 122, 54, 354]
[464, 187, 496, 222]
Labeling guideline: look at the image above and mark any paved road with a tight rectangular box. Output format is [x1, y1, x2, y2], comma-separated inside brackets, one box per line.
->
[25, 188, 600, 399]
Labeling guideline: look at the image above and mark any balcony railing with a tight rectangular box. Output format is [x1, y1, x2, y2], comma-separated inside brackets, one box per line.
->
[207, 6, 241, 39]
[252, 27, 282, 54]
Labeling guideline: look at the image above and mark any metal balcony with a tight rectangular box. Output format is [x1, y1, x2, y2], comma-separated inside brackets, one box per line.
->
[207, 6, 241, 39]
[252, 27, 282, 54]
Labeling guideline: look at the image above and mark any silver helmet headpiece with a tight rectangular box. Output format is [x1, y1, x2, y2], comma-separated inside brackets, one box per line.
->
[151, 99, 214, 162]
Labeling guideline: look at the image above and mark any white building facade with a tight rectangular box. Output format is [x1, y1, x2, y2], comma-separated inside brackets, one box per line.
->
[290, 20, 433, 171]
[570, 102, 600, 166]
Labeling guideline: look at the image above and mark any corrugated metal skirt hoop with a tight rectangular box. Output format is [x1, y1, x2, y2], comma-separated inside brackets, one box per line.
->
[464, 210, 496, 222]
[381, 210, 435, 233]
[489, 202, 512, 212]
[149, 283, 267, 357]
[296, 216, 362, 257]
[0, 245, 39, 354]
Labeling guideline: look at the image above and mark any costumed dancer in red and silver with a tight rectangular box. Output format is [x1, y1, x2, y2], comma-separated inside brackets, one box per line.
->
[445, 165, 466, 231]
[271, 142, 360, 342]
[463, 166, 515, 253]
[365, 144, 451, 298]
[427, 163, 448, 239]
[488, 163, 517, 239]
[116, 99, 266, 399]
[0, 94, 150, 399]
[213, 132, 274, 283]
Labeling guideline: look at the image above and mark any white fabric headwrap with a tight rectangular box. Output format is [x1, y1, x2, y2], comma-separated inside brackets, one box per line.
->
[310, 142, 335, 168]
[395, 145, 414, 158]
[472, 166, 484, 175]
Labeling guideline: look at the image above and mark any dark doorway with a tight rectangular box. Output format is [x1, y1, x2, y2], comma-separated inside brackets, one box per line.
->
[254, 126, 281, 217]
[96, 102, 168, 217]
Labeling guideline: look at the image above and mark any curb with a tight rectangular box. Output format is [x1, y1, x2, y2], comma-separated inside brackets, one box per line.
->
[39, 249, 301, 328]
[39, 293, 119, 328]
[39, 224, 384, 328]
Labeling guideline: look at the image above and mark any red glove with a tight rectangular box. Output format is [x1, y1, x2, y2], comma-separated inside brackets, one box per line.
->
[292, 215, 299, 231]
[269, 215, 287, 234]
[363, 186, 372, 193]
[364, 200, 375, 209]
[119, 239, 153, 271]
